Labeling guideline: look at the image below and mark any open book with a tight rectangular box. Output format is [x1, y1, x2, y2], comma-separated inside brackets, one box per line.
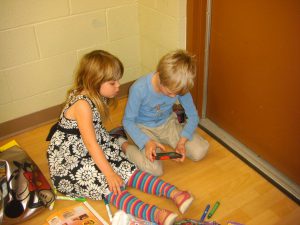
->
[44, 201, 109, 225]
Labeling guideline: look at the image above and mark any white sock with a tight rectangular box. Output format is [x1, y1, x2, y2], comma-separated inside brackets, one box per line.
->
[117, 137, 128, 147]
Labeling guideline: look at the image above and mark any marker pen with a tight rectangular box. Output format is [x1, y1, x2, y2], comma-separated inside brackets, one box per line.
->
[208, 201, 220, 219]
[200, 204, 210, 222]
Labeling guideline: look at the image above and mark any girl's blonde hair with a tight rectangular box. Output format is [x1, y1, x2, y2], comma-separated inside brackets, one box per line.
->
[157, 49, 196, 95]
[68, 50, 124, 120]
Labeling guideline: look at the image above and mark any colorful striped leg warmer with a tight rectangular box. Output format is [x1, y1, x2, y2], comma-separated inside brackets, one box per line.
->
[106, 189, 158, 222]
[105, 170, 178, 223]
[127, 170, 176, 198]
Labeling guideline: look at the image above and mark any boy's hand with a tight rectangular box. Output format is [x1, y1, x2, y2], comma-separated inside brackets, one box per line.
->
[175, 137, 187, 162]
[145, 140, 166, 162]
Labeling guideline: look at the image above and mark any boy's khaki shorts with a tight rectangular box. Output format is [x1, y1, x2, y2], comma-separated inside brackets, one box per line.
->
[125, 113, 209, 176]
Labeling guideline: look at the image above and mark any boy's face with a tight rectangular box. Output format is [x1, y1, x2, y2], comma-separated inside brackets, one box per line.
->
[159, 84, 177, 98]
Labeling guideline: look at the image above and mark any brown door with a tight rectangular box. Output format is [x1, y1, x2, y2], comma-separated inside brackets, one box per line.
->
[187, 0, 300, 184]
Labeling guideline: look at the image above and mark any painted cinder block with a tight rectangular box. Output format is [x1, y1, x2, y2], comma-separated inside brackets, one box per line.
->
[71, 0, 136, 14]
[0, 74, 12, 104]
[36, 11, 107, 58]
[157, 0, 186, 19]
[139, 0, 157, 9]
[109, 36, 140, 68]
[0, 0, 69, 30]
[107, 4, 139, 41]
[0, 27, 39, 69]
[76, 44, 110, 62]
[0, 0, 186, 123]
[4, 52, 77, 101]
[138, 0, 186, 74]
[0, 86, 69, 123]
[140, 37, 158, 71]
[121, 65, 142, 84]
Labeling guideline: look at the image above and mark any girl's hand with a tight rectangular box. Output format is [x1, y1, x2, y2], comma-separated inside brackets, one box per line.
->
[105, 172, 124, 195]
[145, 140, 166, 162]
[175, 137, 187, 162]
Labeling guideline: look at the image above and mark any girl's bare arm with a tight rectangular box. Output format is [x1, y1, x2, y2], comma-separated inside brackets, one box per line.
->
[73, 100, 123, 194]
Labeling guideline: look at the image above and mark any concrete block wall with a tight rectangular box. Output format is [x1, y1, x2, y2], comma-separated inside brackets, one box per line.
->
[0, 0, 186, 124]
[139, 0, 187, 74]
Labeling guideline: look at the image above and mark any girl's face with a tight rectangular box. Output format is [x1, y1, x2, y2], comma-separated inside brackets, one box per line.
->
[100, 80, 120, 98]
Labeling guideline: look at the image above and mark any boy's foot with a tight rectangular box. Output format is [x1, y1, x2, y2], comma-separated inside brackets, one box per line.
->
[172, 191, 194, 214]
[109, 126, 127, 139]
[109, 126, 128, 153]
[155, 209, 178, 225]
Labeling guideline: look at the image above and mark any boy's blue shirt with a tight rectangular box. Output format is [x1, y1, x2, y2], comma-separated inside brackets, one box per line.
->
[123, 73, 199, 149]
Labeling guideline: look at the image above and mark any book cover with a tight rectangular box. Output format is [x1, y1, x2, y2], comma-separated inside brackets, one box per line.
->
[45, 202, 109, 225]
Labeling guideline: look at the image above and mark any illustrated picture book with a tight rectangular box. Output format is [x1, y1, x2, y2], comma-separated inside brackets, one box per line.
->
[44, 201, 109, 225]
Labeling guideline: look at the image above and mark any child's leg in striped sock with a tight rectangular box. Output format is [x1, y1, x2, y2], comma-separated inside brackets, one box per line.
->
[106, 190, 177, 224]
[126, 170, 194, 214]
[126, 170, 178, 198]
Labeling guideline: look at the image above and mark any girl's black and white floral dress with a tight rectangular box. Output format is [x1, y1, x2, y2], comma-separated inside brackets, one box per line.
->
[47, 94, 137, 200]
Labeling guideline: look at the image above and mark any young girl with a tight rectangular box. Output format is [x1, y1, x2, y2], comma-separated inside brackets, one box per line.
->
[46, 50, 194, 225]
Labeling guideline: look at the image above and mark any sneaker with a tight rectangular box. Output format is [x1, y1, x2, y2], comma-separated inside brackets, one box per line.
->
[156, 209, 178, 225]
[172, 191, 194, 214]
[109, 126, 127, 139]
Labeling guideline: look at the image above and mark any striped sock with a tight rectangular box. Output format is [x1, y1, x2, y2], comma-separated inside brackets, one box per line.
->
[106, 190, 158, 222]
[127, 170, 176, 198]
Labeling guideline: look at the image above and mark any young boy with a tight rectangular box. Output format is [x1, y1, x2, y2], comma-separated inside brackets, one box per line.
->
[122, 49, 209, 176]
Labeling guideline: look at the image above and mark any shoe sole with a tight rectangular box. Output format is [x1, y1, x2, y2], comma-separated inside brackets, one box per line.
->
[164, 213, 178, 225]
[179, 196, 194, 214]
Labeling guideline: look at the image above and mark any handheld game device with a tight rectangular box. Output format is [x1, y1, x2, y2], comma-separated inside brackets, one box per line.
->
[155, 152, 182, 160]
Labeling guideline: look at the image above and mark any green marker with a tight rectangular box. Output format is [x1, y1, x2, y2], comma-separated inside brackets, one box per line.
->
[56, 196, 86, 202]
[207, 201, 220, 219]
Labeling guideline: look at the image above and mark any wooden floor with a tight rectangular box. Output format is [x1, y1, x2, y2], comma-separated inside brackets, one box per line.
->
[1, 97, 299, 225]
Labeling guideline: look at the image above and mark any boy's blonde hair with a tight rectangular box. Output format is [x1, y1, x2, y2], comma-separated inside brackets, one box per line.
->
[157, 49, 196, 95]
[68, 50, 123, 120]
